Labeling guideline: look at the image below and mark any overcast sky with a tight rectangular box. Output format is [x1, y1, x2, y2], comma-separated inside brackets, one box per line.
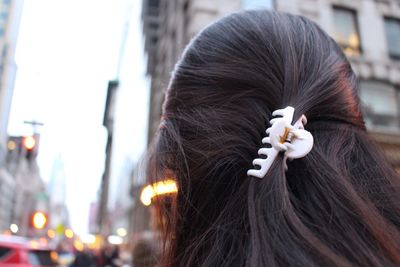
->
[8, 0, 149, 235]
[7, 0, 274, 236]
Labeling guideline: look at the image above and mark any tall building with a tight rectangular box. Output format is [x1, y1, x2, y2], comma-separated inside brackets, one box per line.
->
[97, 80, 119, 236]
[47, 154, 69, 234]
[142, 0, 250, 143]
[142, 0, 400, 167]
[3, 135, 47, 236]
[0, 0, 24, 233]
[0, 0, 23, 160]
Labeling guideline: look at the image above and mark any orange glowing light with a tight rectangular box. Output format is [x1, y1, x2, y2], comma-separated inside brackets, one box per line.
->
[24, 136, 36, 150]
[47, 229, 55, 238]
[140, 179, 178, 206]
[29, 240, 39, 249]
[39, 237, 48, 245]
[32, 212, 47, 229]
[65, 228, 74, 239]
[50, 251, 58, 262]
[7, 140, 16, 150]
[73, 240, 83, 251]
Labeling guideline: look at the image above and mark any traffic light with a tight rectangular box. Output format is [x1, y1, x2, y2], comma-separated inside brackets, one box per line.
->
[23, 135, 37, 160]
[31, 211, 47, 229]
[23, 136, 36, 150]
[6, 135, 40, 164]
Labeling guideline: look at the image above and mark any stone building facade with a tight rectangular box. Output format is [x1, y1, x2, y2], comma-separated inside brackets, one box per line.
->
[142, 0, 400, 165]
[0, 0, 26, 233]
[0, 0, 23, 159]
[277, 0, 400, 166]
[142, 0, 251, 143]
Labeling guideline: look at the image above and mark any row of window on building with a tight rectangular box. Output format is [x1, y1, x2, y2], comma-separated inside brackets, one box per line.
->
[146, 0, 400, 131]
[333, 6, 400, 59]
[246, 2, 400, 131]
[0, 0, 11, 37]
[328, 6, 400, 131]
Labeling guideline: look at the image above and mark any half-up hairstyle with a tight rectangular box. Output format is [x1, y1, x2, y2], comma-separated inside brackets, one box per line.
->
[147, 10, 400, 267]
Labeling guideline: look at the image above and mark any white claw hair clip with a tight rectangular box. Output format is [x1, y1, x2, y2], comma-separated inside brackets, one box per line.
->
[247, 106, 313, 179]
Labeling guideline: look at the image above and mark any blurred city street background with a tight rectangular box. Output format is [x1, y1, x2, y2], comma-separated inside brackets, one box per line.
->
[0, 0, 399, 266]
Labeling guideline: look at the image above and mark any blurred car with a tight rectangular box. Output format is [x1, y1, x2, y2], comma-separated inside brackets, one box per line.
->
[0, 235, 58, 267]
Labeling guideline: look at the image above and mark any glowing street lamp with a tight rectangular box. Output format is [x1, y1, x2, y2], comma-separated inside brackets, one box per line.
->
[116, 228, 127, 237]
[107, 235, 123, 245]
[47, 229, 56, 238]
[65, 228, 74, 239]
[10, 224, 18, 234]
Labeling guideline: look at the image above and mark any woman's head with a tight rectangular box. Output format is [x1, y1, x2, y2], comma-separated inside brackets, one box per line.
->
[148, 10, 400, 266]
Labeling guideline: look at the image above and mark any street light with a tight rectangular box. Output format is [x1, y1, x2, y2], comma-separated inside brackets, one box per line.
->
[116, 228, 127, 237]
[10, 224, 18, 234]
[47, 229, 56, 238]
[107, 235, 123, 245]
[23, 136, 38, 161]
[65, 228, 74, 239]
[81, 234, 96, 244]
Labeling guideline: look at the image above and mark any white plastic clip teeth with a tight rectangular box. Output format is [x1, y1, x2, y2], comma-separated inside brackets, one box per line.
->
[247, 106, 313, 179]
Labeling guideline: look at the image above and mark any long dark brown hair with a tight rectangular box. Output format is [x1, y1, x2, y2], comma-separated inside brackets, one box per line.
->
[147, 10, 400, 266]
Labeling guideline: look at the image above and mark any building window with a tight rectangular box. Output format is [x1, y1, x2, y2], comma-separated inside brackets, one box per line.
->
[384, 18, 400, 60]
[2, 44, 7, 58]
[242, 0, 272, 9]
[359, 80, 400, 129]
[148, 22, 158, 30]
[332, 7, 361, 56]
[148, 0, 159, 8]
[0, 12, 8, 20]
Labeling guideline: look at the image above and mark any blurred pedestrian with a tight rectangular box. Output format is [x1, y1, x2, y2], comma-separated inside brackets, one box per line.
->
[102, 245, 121, 267]
[132, 236, 160, 267]
[92, 248, 104, 267]
[72, 248, 96, 267]
[147, 9, 400, 267]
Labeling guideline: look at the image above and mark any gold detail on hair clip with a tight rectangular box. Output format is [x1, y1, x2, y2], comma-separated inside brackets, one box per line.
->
[279, 127, 290, 144]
